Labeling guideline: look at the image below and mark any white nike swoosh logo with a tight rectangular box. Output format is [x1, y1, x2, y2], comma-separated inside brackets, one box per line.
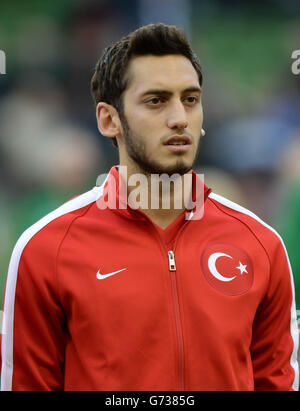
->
[96, 268, 126, 280]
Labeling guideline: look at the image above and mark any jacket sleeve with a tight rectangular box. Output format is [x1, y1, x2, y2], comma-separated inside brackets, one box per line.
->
[250, 237, 299, 391]
[1, 224, 67, 391]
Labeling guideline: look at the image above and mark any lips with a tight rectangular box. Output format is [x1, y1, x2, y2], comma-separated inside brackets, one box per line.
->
[164, 135, 192, 153]
[164, 135, 191, 146]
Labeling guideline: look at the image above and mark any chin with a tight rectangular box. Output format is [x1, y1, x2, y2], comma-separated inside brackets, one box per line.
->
[163, 164, 192, 176]
[144, 158, 193, 176]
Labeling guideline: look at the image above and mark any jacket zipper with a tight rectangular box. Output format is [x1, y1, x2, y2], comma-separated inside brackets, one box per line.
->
[135, 210, 189, 390]
[168, 250, 185, 390]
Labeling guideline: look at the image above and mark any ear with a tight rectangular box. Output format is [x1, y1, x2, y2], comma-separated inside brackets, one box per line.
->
[96, 102, 122, 139]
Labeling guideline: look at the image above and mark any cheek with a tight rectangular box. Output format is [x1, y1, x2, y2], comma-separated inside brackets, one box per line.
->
[126, 108, 155, 134]
[129, 114, 161, 143]
[191, 113, 203, 134]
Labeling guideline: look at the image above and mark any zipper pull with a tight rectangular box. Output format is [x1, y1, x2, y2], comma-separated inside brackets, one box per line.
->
[168, 250, 176, 271]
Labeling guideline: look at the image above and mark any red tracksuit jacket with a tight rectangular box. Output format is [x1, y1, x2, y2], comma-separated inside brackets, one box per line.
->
[1, 166, 299, 390]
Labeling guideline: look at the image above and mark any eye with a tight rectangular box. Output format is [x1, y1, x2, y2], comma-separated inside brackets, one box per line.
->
[147, 97, 164, 105]
[183, 96, 199, 105]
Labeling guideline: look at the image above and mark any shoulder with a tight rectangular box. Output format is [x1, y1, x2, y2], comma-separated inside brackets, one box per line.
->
[9, 186, 104, 267]
[207, 191, 286, 255]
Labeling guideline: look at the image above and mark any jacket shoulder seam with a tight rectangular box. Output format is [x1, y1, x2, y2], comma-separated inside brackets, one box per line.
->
[208, 192, 282, 243]
[208, 192, 273, 268]
[54, 201, 96, 303]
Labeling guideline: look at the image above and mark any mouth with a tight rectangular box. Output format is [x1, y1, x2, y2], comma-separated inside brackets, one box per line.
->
[164, 135, 192, 146]
[164, 135, 192, 153]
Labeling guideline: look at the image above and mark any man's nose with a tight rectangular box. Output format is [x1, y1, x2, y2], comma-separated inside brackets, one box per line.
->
[166, 100, 188, 130]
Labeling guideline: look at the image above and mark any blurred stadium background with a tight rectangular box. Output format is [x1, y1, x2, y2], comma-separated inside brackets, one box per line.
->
[0, 0, 300, 356]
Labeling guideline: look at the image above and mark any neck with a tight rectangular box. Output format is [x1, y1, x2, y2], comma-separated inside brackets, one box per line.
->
[118, 164, 193, 229]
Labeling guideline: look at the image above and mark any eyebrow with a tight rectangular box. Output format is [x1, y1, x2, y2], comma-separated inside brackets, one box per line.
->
[141, 86, 202, 97]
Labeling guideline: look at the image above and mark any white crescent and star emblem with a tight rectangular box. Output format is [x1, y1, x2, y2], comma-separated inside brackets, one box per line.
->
[207, 252, 248, 282]
[201, 243, 253, 295]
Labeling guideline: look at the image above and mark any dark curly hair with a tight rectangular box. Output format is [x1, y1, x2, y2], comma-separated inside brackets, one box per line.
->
[91, 23, 203, 147]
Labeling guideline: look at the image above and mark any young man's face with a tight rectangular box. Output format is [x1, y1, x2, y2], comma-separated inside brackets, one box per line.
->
[118, 54, 203, 176]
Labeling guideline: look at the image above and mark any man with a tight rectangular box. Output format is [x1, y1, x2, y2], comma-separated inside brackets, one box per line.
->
[1, 23, 299, 391]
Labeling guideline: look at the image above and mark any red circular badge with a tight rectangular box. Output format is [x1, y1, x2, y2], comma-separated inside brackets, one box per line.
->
[201, 243, 254, 295]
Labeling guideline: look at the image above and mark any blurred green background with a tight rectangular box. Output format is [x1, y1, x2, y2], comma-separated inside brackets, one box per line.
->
[1, 0, 300, 319]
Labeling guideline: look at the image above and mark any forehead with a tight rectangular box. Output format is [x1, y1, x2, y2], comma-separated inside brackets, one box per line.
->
[125, 54, 200, 95]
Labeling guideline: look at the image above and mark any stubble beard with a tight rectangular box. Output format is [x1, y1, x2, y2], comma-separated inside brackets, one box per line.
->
[120, 113, 201, 177]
